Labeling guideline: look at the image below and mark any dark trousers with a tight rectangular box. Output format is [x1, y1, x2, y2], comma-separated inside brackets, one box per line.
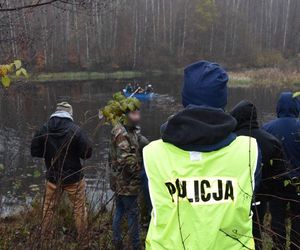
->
[269, 185, 300, 250]
[112, 195, 141, 250]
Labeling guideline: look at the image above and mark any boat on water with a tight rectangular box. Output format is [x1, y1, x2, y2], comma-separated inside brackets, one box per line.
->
[123, 89, 155, 101]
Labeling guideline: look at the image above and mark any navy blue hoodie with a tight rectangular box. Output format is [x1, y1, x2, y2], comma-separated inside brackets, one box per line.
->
[263, 92, 300, 178]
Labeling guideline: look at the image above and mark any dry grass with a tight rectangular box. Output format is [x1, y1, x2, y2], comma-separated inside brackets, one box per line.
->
[0, 199, 292, 250]
[229, 68, 300, 87]
[0, 196, 148, 250]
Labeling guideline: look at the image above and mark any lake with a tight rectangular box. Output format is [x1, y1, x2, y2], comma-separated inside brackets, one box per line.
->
[0, 76, 294, 216]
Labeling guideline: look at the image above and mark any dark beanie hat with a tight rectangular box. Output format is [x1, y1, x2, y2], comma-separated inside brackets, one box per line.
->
[182, 60, 229, 109]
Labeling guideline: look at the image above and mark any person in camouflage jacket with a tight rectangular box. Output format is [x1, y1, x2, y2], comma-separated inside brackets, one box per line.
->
[110, 123, 141, 195]
[109, 109, 144, 250]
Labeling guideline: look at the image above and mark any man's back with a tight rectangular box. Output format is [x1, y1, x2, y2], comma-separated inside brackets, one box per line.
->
[31, 116, 92, 184]
[144, 136, 257, 250]
[262, 92, 300, 250]
[230, 100, 285, 193]
[264, 92, 300, 177]
[31, 102, 92, 244]
[143, 60, 259, 250]
[144, 105, 258, 250]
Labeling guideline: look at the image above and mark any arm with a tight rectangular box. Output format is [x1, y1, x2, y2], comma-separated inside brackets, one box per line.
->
[270, 142, 287, 179]
[254, 147, 262, 194]
[31, 127, 45, 158]
[76, 129, 93, 160]
[267, 141, 287, 194]
[115, 133, 139, 174]
[138, 134, 149, 150]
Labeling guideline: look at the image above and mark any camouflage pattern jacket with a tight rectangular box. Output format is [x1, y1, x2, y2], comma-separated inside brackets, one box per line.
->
[109, 123, 146, 196]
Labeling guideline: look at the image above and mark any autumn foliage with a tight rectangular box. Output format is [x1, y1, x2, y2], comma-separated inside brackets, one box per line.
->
[0, 60, 28, 88]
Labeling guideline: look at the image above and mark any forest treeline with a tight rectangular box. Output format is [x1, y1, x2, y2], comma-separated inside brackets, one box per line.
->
[1, 0, 300, 72]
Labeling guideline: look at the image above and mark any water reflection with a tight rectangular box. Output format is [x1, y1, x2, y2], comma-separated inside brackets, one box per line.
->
[0, 77, 295, 216]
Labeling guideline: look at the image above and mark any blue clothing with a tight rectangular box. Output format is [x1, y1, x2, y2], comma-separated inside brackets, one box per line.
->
[269, 185, 300, 250]
[112, 195, 140, 249]
[182, 60, 228, 109]
[263, 92, 300, 178]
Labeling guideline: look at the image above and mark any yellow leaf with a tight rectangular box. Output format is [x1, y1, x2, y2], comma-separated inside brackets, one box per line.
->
[20, 68, 28, 78]
[0, 66, 8, 76]
[16, 69, 22, 77]
[14, 60, 22, 70]
[293, 92, 300, 98]
[1, 75, 11, 87]
[6, 64, 14, 73]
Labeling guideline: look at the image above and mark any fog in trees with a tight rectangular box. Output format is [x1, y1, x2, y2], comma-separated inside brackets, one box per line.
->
[1, 0, 300, 71]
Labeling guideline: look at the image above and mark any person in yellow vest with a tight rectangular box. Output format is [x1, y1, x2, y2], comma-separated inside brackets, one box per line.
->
[143, 61, 260, 250]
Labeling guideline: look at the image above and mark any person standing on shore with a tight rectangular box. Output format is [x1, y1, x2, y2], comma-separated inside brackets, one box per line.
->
[109, 106, 143, 250]
[31, 102, 92, 247]
[263, 92, 300, 250]
[230, 100, 286, 249]
[143, 61, 260, 249]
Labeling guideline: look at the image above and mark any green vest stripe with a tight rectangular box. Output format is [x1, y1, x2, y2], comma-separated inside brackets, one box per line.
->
[143, 136, 258, 250]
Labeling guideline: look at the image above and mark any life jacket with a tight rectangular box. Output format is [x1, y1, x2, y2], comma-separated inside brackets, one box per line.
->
[143, 136, 258, 250]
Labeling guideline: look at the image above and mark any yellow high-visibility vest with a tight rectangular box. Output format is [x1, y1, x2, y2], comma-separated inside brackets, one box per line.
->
[143, 136, 258, 250]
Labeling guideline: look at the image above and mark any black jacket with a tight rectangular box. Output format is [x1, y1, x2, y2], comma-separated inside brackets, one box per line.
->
[31, 116, 92, 185]
[230, 100, 286, 196]
[162, 105, 237, 152]
[161, 105, 261, 192]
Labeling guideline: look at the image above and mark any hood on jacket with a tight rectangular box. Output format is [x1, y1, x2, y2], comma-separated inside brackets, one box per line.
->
[162, 106, 237, 152]
[230, 100, 259, 131]
[47, 116, 74, 138]
[50, 110, 73, 121]
[276, 92, 300, 118]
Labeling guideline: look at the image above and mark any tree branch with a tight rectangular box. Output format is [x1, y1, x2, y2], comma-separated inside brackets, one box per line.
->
[0, 0, 60, 12]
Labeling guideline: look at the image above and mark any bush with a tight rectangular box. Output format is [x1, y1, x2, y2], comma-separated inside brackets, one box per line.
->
[255, 50, 285, 68]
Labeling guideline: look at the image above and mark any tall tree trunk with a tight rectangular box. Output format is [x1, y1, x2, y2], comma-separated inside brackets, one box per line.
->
[133, 4, 138, 69]
[181, 1, 188, 58]
[73, 0, 80, 64]
[283, 0, 291, 52]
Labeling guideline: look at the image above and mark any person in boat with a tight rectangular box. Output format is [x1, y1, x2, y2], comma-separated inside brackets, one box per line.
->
[132, 83, 144, 94]
[134, 83, 140, 92]
[230, 100, 286, 250]
[145, 84, 153, 94]
[143, 60, 261, 249]
[30, 102, 92, 247]
[125, 83, 133, 93]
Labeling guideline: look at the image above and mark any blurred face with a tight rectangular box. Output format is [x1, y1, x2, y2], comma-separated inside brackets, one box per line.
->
[127, 110, 141, 126]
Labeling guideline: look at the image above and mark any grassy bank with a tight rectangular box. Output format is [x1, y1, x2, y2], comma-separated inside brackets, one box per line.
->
[31, 71, 145, 82]
[29, 68, 300, 87]
[0, 197, 148, 250]
[30, 69, 183, 82]
[229, 68, 300, 87]
[0, 202, 282, 250]
[2, 194, 294, 250]
[30, 68, 184, 82]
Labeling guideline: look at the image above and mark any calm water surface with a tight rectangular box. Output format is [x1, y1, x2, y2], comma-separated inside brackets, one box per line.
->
[0, 76, 295, 216]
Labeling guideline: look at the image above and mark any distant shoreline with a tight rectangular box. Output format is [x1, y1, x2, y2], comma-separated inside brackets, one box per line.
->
[28, 68, 300, 88]
[30, 70, 182, 82]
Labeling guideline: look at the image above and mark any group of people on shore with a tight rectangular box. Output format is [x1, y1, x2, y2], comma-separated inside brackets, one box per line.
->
[31, 60, 300, 250]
